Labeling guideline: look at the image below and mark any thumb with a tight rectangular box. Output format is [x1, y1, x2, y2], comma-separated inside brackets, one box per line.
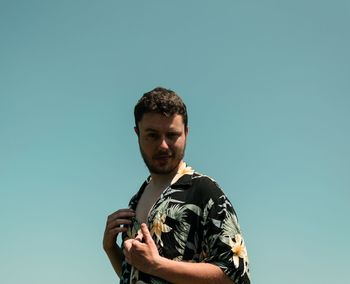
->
[140, 223, 152, 244]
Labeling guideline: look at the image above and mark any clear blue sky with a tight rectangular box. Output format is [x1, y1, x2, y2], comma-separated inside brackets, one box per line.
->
[1, 1, 349, 283]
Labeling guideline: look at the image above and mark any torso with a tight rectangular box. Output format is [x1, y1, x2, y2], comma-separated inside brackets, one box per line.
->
[135, 183, 168, 224]
[121, 169, 250, 284]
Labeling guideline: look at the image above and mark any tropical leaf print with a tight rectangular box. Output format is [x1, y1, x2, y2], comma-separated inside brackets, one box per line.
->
[120, 166, 250, 284]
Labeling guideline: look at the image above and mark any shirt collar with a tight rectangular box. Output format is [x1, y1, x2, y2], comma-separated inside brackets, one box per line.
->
[170, 162, 194, 185]
[145, 162, 194, 189]
[170, 173, 193, 188]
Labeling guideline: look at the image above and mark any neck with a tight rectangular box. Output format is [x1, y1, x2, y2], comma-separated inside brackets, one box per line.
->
[150, 161, 185, 188]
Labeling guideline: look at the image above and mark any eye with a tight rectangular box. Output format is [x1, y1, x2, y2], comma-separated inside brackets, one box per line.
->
[167, 132, 180, 140]
[147, 133, 159, 140]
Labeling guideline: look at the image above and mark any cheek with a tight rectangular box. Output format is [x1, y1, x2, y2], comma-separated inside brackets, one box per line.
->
[173, 138, 186, 150]
[140, 138, 152, 149]
[141, 141, 157, 155]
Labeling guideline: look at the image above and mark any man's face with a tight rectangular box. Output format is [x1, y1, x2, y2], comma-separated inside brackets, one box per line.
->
[136, 112, 188, 175]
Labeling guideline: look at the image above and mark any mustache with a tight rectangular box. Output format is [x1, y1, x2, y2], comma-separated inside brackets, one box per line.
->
[153, 152, 173, 159]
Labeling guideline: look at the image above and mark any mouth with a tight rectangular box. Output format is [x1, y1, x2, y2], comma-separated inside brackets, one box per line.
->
[154, 154, 172, 163]
[154, 152, 172, 159]
[155, 156, 170, 160]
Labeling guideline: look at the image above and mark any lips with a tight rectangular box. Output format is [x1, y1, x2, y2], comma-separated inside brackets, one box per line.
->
[154, 154, 172, 165]
[155, 156, 170, 162]
[154, 153, 172, 160]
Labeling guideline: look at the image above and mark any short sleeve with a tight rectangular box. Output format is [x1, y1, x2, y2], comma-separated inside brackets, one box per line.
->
[201, 184, 250, 284]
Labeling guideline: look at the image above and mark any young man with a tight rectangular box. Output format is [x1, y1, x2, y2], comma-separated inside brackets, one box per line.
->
[103, 87, 250, 284]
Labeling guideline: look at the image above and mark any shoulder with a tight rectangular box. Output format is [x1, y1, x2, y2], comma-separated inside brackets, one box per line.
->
[190, 171, 228, 203]
[190, 171, 238, 215]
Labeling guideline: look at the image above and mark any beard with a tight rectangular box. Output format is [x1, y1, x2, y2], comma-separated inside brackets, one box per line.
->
[139, 143, 186, 175]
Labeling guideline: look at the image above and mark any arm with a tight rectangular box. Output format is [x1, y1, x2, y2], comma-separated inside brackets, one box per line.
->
[104, 245, 124, 278]
[103, 209, 135, 278]
[151, 257, 234, 284]
[123, 224, 235, 284]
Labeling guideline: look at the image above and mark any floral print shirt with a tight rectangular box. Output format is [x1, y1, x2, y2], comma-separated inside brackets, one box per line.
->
[120, 165, 250, 284]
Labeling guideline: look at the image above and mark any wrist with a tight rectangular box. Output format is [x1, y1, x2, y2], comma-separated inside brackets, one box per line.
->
[148, 255, 169, 277]
[104, 243, 120, 254]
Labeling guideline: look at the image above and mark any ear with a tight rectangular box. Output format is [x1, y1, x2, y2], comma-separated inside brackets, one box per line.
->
[185, 126, 189, 136]
[134, 126, 139, 136]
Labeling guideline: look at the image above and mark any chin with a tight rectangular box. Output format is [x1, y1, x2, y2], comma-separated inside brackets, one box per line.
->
[150, 163, 178, 175]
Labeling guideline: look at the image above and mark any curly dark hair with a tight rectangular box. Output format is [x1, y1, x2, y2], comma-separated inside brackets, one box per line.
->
[134, 87, 188, 130]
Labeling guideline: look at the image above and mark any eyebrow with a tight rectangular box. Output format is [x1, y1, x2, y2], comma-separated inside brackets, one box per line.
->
[144, 128, 158, 132]
[144, 127, 181, 133]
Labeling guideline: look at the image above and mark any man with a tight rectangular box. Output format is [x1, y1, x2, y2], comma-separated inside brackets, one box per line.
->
[103, 87, 250, 284]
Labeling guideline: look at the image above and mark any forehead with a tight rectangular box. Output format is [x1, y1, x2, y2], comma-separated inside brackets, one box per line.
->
[138, 112, 185, 131]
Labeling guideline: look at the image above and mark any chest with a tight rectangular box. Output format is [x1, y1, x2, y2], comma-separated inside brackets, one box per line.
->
[135, 186, 165, 224]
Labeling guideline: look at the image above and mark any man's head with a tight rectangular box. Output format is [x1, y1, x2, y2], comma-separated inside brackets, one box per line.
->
[134, 87, 188, 175]
[134, 87, 188, 132]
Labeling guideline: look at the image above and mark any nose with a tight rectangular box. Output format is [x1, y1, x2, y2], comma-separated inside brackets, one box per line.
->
[159, 136, 170, 150]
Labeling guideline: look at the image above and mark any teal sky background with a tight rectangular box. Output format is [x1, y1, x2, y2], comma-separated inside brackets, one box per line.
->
[1, 1, 349, 283]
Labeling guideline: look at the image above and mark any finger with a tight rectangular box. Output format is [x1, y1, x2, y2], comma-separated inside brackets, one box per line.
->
[108, 209, 135, 221]
[131, 238, 144, 247]
[134, 229, 143, 242]
[134, 236, 143, 243]
[107, 218, 133, 230]
[123, 239, 133, 251]
[109, 208, 134, 216]
[109, 227, 127, 234]
[140, 223, 152, 244]
[123, 248, 131, 264]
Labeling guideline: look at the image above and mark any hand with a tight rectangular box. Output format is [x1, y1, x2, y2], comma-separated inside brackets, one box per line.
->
[123, 223, 162, 275]
[103, 208, 135, 251]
